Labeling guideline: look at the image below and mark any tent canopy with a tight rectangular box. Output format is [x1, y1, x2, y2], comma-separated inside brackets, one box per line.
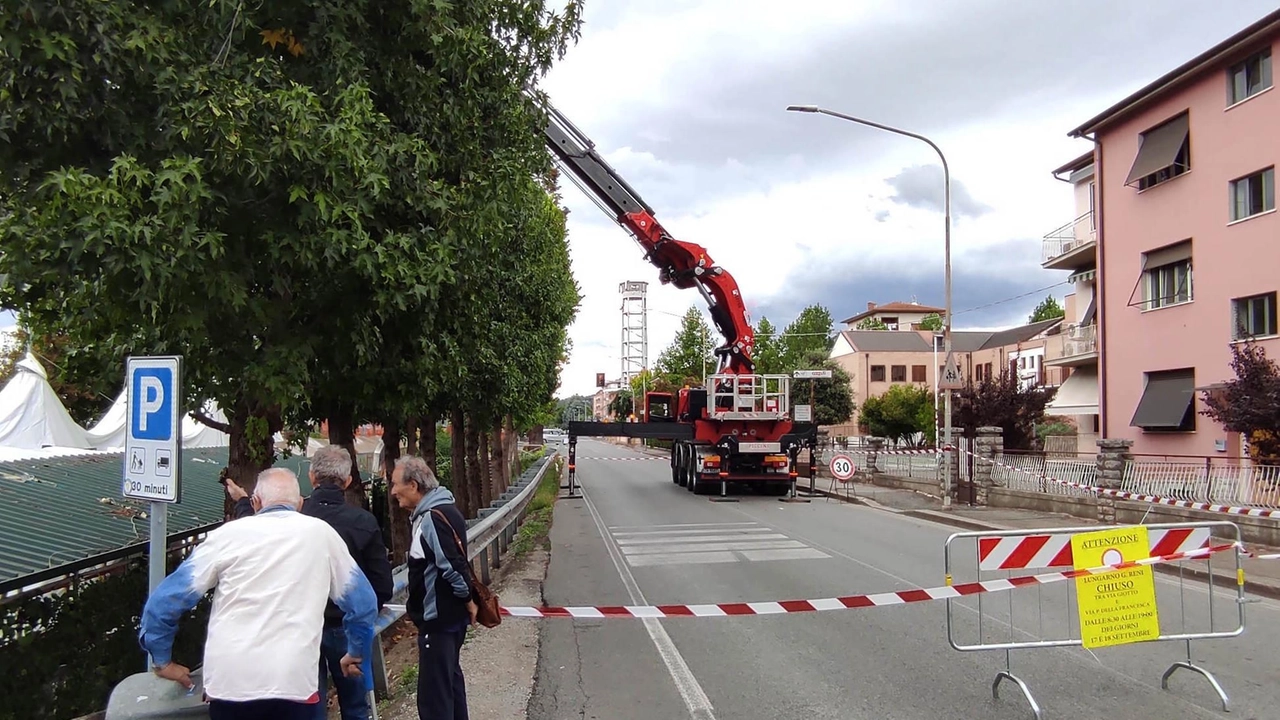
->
[0, 353, 92, 451]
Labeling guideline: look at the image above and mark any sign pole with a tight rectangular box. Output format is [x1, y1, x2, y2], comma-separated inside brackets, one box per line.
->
[122, 354, 183, 668]
[148, 502, 168, 595]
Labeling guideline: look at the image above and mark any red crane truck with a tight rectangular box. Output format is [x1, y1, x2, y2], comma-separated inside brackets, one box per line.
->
[543, 105, 819, 498]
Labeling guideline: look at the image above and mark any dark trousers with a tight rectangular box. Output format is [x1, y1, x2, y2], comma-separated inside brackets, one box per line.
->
[416, 625, 469, 720]
[209, 698, 316, 720]
[317, 625, 372, 720]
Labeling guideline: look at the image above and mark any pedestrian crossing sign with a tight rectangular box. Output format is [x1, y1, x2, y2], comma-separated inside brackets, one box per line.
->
[939, 352, 964, 390]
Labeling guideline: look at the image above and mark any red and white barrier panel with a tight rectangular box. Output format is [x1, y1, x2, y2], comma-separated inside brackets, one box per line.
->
[978, 527, 1210, 571]
[962, 450, 1280, 520]
[498, 544, 1234, 619]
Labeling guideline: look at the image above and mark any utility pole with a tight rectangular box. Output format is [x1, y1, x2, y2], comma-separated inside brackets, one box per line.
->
[786, 104, 953, 507]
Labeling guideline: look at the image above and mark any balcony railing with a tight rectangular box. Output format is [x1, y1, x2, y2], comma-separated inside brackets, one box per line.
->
[1061, 323, 1097, 358]
[1041, 211, 1096, 263]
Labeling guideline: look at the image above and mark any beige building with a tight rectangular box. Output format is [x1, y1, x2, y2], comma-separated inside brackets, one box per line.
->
[826, 318, 1065, 438]
[841, 300, 946, 331]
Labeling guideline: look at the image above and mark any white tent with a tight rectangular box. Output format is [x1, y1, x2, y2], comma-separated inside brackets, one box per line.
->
[85, 391, 231, 450]
[0, 353, 92, 450]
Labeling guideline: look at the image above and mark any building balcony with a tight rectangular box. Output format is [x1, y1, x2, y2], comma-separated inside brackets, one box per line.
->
[1042, 211, 1097, 271]
[1045, 323, 1099, 367]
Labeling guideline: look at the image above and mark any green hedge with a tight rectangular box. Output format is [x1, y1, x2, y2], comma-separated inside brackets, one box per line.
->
[0, 556, 210, 720]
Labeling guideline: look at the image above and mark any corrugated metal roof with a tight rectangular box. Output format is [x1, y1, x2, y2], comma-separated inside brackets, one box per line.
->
[0, 448, 314, 584]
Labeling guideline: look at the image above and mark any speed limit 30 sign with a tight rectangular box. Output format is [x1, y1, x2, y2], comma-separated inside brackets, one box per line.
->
[829, 454, 856, 481]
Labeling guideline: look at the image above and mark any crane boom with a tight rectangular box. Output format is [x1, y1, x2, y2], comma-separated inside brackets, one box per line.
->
[542, 105, 755, 374]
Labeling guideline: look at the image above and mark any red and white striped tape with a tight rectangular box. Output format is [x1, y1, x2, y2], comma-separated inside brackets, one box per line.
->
[963, 449, 1280, 520]
[497, 544, 1234, 619]
[978, 527, 1210, 570]
[843, 447, 951, 456]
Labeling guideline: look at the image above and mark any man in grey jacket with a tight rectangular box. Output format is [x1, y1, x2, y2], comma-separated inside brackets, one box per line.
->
[390, 456, 477, 720]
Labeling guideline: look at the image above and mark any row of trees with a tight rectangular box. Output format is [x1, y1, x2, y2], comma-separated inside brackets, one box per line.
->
[0, 0, 586, 559]
[608, 304, 854, 426]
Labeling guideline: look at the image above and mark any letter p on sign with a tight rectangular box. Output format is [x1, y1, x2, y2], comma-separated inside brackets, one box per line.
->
[131, 368, 174, 440]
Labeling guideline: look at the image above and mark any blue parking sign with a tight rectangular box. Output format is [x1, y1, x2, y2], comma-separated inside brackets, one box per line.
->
[131, 367, 174, 441]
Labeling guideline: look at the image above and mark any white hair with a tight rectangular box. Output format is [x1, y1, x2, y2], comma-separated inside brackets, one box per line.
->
[395, 456, 439, 493]
[254, 468, 302, 507]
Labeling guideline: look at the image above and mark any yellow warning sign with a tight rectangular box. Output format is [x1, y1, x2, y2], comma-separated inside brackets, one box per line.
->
[1072, 526, 1161, 649]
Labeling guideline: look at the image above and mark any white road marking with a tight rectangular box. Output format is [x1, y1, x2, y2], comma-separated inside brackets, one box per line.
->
[616, 533, 790, 545]
[608, 522, 760, 530]
[740, 548, 832, 561]
[612, 527, 778, 537]
[621, 540, 807, 555]
[580, 484, 717, 720]
[628, 552, 740, 567]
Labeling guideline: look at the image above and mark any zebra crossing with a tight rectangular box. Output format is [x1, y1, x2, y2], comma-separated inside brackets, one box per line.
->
[607, 521, 830, 567]
[578, 456, 665, 461]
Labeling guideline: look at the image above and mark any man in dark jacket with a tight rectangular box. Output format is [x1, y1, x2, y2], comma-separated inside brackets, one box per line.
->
[227, 445, 393, 720]
[389, 455, 476, 720]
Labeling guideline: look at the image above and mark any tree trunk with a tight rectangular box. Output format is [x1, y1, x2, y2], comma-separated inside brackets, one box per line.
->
[505, 414, 520, 482]
[491, 420, 507, 494]
[382, 417, 410, 565]
[464, 415, 483, 517]
[450, 408, 470, 516]
[327, 407, 366, 509]
[422, 414, 438, 475]
[405, 415, 419, 456]
[222, 399, 279, 520]
[479, 429, 494, 508]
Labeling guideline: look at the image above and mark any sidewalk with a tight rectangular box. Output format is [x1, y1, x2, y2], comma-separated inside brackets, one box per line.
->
[815, 479, 1280, 601]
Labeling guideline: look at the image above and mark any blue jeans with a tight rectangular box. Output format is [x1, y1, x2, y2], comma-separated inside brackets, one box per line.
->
[317, 626, 372, 720]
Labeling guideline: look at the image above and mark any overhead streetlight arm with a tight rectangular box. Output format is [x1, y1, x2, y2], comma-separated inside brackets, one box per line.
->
[786, 103, 955, 506]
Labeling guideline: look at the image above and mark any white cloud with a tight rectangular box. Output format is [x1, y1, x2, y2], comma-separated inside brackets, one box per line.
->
[545, 1, 1280, 397]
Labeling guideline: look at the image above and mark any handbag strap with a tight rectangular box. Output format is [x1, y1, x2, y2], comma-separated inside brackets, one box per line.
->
[430, 508, 476, 581]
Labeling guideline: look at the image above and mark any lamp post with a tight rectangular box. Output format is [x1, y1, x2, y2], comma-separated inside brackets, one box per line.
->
[785, 105, 954, 507]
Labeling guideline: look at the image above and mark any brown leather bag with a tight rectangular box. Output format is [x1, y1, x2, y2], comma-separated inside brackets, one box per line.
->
[431, 509, 502, 628]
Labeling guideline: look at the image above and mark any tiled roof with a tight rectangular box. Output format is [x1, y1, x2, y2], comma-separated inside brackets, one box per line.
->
[0, 447, 314, 586]
[841, 302, 946, 325]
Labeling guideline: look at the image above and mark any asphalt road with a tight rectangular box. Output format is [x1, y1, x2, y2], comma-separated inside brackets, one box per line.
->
[528, 439, 1280, 720]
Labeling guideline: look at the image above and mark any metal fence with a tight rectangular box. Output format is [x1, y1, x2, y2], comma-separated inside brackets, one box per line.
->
[1122, 456, 1280, 509]
[990, 451, 1098, 498]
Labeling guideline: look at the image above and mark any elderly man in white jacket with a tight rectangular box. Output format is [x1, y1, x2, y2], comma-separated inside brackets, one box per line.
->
[138, 468, 378, 720]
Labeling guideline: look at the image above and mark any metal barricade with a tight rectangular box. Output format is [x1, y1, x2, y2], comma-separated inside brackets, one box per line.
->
[944, 521, 1245, 719]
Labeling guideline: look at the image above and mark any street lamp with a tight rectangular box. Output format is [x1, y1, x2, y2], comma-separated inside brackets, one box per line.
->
[785, 104, 955, 507]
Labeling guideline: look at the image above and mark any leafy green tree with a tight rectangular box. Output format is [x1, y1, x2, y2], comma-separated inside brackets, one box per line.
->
[753, 316, 785, 375]
[656, 307, 715, 382]
[557, 394, 593, 424]
[952, 369, 1056, 450]
[859, 384, 935, 446]
[1029, 295, 1066, 323]
[780, 304, 835, 371]
[0, 0, 584, 495]
[789, 350, 855, 426]
[918, 313, 944, 331]
[857, 317, 890, 330]
[609, 390, 634, 420]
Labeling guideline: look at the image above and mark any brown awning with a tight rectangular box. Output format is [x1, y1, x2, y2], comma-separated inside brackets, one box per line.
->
[1124, 114, 1189, 186]
[1142, 239, 1192, 269]
[1130, 370, 1195, 429]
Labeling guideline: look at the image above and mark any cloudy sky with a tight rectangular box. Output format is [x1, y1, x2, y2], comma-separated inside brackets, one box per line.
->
[544, 0, 1278, 398]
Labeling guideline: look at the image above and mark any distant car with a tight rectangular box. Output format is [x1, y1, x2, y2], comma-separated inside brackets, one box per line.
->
[543, 428, 568, 444]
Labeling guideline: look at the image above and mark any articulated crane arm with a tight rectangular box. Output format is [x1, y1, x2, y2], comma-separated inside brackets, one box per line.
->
[542, 105, 755, 375]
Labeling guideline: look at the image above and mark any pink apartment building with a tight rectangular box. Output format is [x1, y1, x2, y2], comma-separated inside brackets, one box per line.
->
[1051, 9, 1280, 458]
